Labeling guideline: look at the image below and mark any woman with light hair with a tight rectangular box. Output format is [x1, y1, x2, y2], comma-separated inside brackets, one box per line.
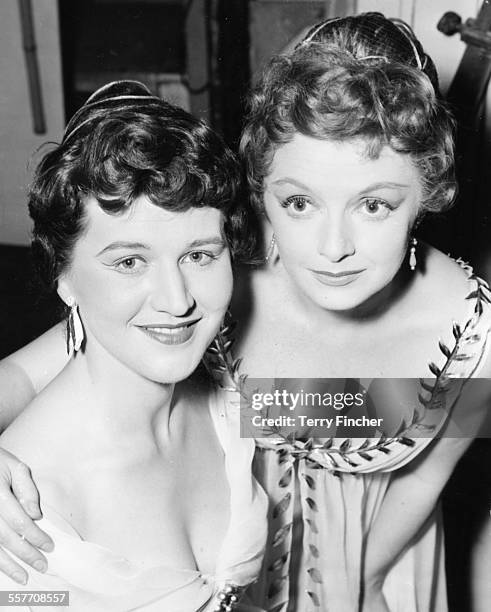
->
[0, 13, 489, 612]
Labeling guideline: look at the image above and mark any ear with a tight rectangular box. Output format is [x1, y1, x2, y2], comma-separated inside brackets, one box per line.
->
[57, 274, 76, 307]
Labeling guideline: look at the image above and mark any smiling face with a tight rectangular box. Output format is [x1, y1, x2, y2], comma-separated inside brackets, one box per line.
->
[58, 196, 232, 384]
[263, 134, 422, 312]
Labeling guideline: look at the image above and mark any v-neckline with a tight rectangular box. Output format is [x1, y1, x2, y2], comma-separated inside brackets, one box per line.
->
[36, 386, 265, 583]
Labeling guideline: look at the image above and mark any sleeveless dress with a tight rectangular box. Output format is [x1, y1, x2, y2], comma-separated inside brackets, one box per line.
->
[0, 390, 268, 612]
[248, 263, 491, 612]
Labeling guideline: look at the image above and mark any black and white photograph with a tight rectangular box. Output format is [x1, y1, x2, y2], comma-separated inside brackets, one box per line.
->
[0, 1, 490, 611]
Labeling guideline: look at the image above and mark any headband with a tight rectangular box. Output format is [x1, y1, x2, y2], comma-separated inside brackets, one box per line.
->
[298, 15, 427, 71]
[300, 17, 344, 45]
[390, 18, 427, 70]
[62, 80, 162, 144]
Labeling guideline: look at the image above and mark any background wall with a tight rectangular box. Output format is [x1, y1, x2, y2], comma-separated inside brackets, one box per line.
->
[0, 0, 64, 246]
[357, 0, 480, 93]
[250, 0, 480, 92]
[0, 0, 483, 246]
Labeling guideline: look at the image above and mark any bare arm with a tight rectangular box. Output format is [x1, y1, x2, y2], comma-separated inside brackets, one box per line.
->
[0, 324, 67, 581]
[0, 324, 67, 431]
[362, 376, 491, 611]
[362, 437, 472, 611]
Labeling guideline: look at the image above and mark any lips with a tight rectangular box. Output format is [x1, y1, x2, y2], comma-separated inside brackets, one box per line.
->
[137, 320, 201, 346]
[310, 268, 365, 287]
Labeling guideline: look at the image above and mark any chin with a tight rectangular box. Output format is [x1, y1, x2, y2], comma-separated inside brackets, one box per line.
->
[142, 359, 201, 385]
[298, 272, 393, 313]
[117, 340, 205, 384]
[298, 284, 367, 312]
[313, 296, 367, 312]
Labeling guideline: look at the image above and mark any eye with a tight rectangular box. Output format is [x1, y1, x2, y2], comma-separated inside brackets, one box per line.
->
[114, 256, 146, 274]
[281, 195, 313, 215]
[180, 251, 217, 267]
[360, 198, 392, 220]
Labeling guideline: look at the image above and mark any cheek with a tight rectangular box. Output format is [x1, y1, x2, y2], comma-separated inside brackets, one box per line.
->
[361, 223, 410, 267]
[273, 218, 313, 263]
[71, 267, 145, 326]
[192, 262, 234, 314]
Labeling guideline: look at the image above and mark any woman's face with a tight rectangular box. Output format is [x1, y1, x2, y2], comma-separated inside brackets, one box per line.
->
[263, 134, 422, 312]
[59, 195, 233, 383]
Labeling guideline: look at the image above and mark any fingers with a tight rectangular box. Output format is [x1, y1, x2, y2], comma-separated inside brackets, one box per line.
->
[0, 450, 41, 519]
[0, 545, 30, 585]
[0, 518, 53, 585]
[0, 488, 53, 554]
[11, 461, 42, 520]
[0, 451, 54, 578]
[0, 512, 51, 578]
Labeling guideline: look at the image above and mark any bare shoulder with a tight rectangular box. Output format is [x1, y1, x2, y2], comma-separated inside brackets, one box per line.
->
[412, 245, 479, 326]
[0, 375, 78, 473]
[0, 382, 87, 520]
[420, 246, 473, 299]
[417, 246, 491, 377]
[1, 398, 55, 471]
[3, 323, 68, 394]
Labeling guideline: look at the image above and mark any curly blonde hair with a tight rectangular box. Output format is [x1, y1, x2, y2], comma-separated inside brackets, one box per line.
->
[240, 13, 455, 217]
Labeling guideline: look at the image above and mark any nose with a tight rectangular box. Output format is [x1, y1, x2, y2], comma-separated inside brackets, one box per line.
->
[317, 216, 355, 262]
[149, 264, 196, 316]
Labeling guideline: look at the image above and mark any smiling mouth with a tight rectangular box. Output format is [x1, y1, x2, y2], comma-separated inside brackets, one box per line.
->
[138, 320, 201, 346]
[310, 269, 365, 286]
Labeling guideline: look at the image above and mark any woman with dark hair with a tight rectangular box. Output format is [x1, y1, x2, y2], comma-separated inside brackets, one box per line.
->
[0, 80, 267, 611]
[0, 13, 489, 612]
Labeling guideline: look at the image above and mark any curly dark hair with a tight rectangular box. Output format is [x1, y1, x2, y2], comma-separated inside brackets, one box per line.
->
[240, 13, 455, 217]
[29, 81, 256, 294]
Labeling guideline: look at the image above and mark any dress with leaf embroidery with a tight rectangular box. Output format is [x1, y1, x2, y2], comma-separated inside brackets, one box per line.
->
[209, 264, 491, 612]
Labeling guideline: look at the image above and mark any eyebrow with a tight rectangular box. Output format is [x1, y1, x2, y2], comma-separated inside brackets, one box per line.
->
[360, 182, 411, 192]
[269, 178, 312, 191]
[96, 241, 150, 256]
[96, 237, 226, 257]
[187, 237, 226, 248]
[270, 178, 410, 192]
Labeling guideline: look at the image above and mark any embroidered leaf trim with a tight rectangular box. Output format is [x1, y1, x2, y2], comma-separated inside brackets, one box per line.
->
[204, 266, 489, 473]
[273, 493, 292, 519]
[268, 553, 289, 573]
[272, 523, 292, 547]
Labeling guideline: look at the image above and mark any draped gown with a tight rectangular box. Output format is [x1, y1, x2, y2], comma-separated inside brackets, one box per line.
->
[0, 389, 268, 612]
[249, 263, 491, 612]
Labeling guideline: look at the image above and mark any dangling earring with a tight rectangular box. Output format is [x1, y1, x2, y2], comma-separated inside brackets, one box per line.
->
[264, 233, 277, 264]
[66, 300, 84, 355]
[409, 237, 417, 271]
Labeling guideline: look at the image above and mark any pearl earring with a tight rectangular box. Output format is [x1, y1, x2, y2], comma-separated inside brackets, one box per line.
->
[409, 237, 417, 271]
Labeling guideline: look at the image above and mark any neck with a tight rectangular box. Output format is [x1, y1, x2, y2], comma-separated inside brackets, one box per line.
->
[342, 265, 415, 322]
[65, 338, 176, 439]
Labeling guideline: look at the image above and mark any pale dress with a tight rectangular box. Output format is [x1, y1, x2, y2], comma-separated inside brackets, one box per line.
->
[249, 265, 491, 612]
[0, 389, 268, 612]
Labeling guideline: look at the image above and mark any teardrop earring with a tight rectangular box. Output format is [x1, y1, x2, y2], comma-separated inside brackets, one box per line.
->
[409, 237, 417, 271]
[264, 233, 277, 264]
[66, 300, 84, 355]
